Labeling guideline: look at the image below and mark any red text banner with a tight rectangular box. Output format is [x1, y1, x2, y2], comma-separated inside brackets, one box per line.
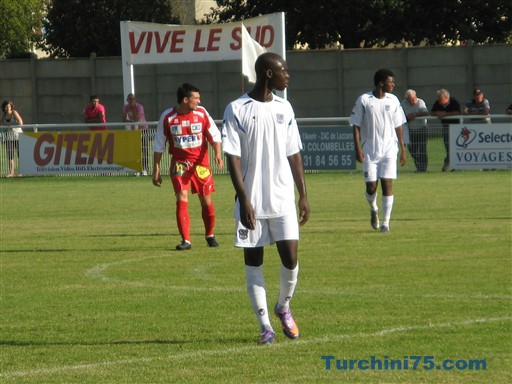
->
[121, 13, 284, 65]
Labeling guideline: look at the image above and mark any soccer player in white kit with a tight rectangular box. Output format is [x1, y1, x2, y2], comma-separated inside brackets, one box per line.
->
[222, 53, 311, 345]
[350, 69, 407, 232]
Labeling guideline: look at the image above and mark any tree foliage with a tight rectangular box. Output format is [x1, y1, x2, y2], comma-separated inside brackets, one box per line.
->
[206, 0, 512, 49]
[42, 0, 179, 57]
[0, 0, 48, 58]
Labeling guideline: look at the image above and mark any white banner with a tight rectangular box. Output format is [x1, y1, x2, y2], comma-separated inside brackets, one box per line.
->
[450, 123, 512, 170]
[120, 13, 284, 65]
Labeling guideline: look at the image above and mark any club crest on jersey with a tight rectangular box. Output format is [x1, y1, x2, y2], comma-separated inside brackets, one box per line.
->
[238, 228, 249, 240]
[170, 125, 182, 134]
[276, 113, 284, 124]
[385, 105, 391, 111]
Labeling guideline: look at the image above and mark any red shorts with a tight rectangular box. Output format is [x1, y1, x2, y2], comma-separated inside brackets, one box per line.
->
[170, 160, 215, 196]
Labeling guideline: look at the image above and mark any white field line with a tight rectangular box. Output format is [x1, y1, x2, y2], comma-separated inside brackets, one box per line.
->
[85, 256, 512, 300]
[1, 316, 510, 379]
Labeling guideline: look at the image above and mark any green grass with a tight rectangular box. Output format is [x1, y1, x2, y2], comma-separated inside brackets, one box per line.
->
[1, 169, 511, 383]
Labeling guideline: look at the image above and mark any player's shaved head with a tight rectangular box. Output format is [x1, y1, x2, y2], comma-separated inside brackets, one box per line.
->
[255, 52, 284, 77]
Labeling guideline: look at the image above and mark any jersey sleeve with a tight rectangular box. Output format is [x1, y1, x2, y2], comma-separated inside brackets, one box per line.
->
[153, 109, 169, 153]
[206, 113, 222, 144]
[221, 102, 241, 157]
[393, 99, 407, 128]
[285, 105, 303, 157]
[350, 95, 364, 127]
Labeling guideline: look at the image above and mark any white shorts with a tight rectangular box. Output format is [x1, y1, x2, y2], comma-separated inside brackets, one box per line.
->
[234, 210, 299, 248]
[363, 156, 397, 182]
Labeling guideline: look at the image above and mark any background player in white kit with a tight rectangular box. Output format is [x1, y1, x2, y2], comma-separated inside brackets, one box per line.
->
[350, 69, 407, 232]
[222, 53, 310, 345]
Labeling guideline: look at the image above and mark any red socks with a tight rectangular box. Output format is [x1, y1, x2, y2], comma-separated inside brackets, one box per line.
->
[176, 200, 190, 242]
[202, 202, 215, 237]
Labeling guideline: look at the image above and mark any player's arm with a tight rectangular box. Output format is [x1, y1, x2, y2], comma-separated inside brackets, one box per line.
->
[211, 142, 224, 170]
[352, 125, 364, 163]
[152, 152, 163, 187]
[395, 126, 407, 167]
[288, 152, 310, 226]
[225, 154, 255, 230]
[153, 111, 168, 187]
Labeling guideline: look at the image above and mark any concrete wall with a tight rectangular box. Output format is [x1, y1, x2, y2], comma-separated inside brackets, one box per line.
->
[1, 44, 511, 124]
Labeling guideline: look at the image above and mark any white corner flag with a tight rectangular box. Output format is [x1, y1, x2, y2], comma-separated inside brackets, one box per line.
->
[241, 23, 266, 83]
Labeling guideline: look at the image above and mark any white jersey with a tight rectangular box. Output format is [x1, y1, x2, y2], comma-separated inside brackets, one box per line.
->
[350, 92, 406, 160]
[222, 93, 302, 219]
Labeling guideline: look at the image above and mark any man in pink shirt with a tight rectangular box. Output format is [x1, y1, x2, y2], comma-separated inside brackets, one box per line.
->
[83, 95, 107, 130]
[122, 93, 149, 174]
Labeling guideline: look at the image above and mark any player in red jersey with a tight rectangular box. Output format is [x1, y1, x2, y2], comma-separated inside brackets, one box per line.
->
[153, 83, 224, 250]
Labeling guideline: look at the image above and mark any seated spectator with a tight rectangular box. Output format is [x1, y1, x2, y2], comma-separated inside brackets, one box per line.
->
[463, 88, 490, 123]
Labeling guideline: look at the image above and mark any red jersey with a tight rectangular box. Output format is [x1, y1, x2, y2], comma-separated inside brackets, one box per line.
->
[154, 106, 221, 166]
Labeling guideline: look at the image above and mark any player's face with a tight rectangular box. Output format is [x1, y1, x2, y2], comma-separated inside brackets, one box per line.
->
[184, 92, 201, 111]
[90, 98, 99, 107]
[270, 59, 289, 91]
[383, 77, 395, 93]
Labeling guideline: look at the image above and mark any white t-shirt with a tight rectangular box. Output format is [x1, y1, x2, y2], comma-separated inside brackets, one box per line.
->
[350, 92, 406, 160]
[222, 93, 302, 219]
[400, 98, 429, 144]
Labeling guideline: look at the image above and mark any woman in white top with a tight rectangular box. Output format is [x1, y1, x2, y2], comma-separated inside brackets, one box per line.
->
[1, 100, 23, 177]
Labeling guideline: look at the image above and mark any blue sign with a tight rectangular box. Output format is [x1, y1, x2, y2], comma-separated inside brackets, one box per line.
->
[299, 126, 355, 170]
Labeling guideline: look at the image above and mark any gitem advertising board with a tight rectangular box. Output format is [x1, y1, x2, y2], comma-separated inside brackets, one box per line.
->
[450, 123, 512, 170]
[19, 130, 142, 175]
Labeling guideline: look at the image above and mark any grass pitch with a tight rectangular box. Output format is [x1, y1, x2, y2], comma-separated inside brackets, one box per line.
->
[0, 168, 511, 383]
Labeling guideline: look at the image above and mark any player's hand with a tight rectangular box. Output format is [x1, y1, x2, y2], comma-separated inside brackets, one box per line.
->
[239, 199, 256, 230]
[298, 196, 310, 226]
[215, 155, 224, 170]
[399, 150, 407, 167]
[152, 172, 162, 187]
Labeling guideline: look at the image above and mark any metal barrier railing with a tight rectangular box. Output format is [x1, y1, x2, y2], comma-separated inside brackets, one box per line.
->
[1, 115, 510, 177]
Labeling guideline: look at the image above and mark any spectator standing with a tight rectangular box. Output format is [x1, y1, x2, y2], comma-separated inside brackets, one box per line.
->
[431, 89, 462, 172]
[1, 100, 23, 178]
[152, 83, 223, 250]
[222, 52, 310, 345]
[351, 69, 407, 233]
[400, 89, 430, 172]
[122, 93, 149, 175]
[463, 88, 491, 123]
[83, 95, 107, 130]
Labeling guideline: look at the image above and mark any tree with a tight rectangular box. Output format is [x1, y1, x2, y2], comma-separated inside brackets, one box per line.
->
[0, 0, 48, 58]
[42, 0, 179, 57]
[205, 0, 512, 49]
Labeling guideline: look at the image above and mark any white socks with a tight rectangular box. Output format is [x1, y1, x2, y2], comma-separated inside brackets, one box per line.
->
[276, 263, 299, 312]
[245, 263, 299, 331]
[366, 192, 394, 226]
[245, 265, 272, 332]
[366, 191, 378, 212]
[382, 195, 394, 226]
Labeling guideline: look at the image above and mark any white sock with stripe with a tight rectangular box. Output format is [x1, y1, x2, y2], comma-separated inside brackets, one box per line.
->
[245, 265, 272, 332]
